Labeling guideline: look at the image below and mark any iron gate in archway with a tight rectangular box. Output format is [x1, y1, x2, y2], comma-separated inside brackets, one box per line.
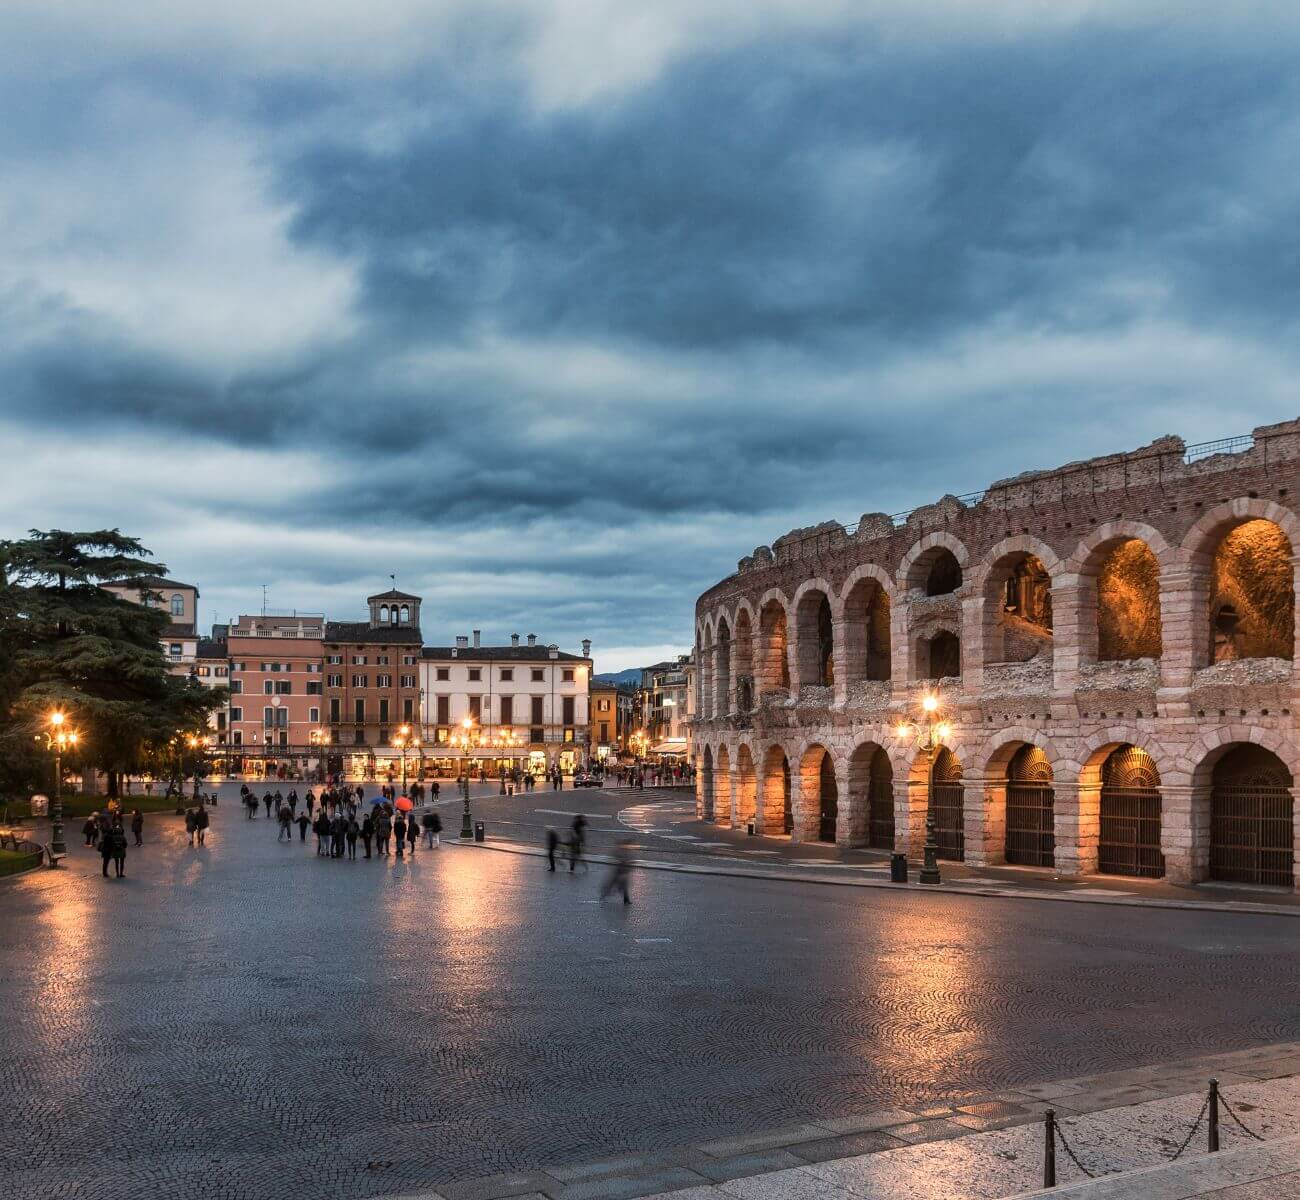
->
[1005, 744, 1055, 868]
[930, 748, 964, 861]
[1099, 746, 1163, 878]
[1210, 746, 1294, 888]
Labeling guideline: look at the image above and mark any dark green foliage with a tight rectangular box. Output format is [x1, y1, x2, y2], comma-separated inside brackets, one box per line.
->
[0, 529, 225, 800]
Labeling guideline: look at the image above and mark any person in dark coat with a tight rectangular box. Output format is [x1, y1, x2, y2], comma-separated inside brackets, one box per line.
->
[330, 814, 345, 858]
[314, 812, 328, 856]
[83, 816, 99, 847]
[100, 824, 115, 876]
[196, 806, 209, 845]
[346, 817, 359, 860]
[263, 791, 273, 817]
[184, 807, 197, 846]
[393, 813, 407, 858]
[546, 827, 559, 872]
[296, 810, 310, 842]
[569, 813, 587, 873]
[360, 813, 374, 858]
[600, 838, 633, 904]
[130, 809, 144, 847]
[376, 809, 391, 856]
[305, 790, 315, 817]
[277, 804, 292, 842]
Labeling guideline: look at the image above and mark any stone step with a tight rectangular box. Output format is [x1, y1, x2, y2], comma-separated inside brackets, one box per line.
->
[1004, 1131, 1300, 1198]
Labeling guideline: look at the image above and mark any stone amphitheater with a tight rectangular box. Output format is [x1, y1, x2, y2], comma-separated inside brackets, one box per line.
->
[692, 419, 1300, 889]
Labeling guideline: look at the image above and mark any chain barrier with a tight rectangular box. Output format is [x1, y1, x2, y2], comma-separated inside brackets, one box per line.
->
[1051, 1118, 1097, 1179]
[1218, 1093, 1266, 1142]
[1169, 1093, 1210, 1161]
[1043, 1079, 1269, 1189]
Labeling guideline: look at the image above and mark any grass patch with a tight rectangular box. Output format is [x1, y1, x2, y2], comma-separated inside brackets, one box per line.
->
[0, 847, 42, 877]
[45, 794, 186, 820]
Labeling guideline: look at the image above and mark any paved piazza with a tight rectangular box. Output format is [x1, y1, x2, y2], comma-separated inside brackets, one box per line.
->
[4, 784, 1300, 1200]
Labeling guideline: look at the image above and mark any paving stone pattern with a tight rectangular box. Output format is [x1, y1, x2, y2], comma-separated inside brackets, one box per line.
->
[4, 784, 1300, 1200]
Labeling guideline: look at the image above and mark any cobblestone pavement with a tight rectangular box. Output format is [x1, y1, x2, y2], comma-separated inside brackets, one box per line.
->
[4, 782, 1300, 1200]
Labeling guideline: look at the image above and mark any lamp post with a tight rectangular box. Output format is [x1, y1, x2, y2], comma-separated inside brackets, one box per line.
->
[44, 711, 79, 860]
[187, 734, 201, 805]
[899, 694, 949, 885]
[392, 725, 414, 794]
[451, 717, 480, 838]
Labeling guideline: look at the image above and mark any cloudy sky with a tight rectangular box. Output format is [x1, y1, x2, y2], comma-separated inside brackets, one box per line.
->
[2, 2, 1298, 671]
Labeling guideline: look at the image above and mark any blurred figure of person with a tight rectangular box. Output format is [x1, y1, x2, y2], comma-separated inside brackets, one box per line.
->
[361, 811, 374, 858]
[83, 815, 99, 848]
[277, 804, 292, 841]
[600, 838, 633, 904]
[296, 809, 310, 842]
[394, 812, 407, 858]
[568, 813, 587, 873]
[346, 816, 359, 860]
[546, 827, 559, 872]
[196, 805, 209, 845]
[423, 808, 441, 848]
[130, 809, 144, 847]
[263, 791, 273, 818]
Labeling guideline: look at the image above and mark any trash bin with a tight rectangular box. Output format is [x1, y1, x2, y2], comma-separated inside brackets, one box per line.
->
[746, 821, 756, 836]
[474, 821, 485, 843]
[890, 853, 908, 883]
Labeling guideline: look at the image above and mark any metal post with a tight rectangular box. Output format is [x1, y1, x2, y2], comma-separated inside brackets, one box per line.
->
[50, 739, 66, 860]
[459, 755, 473, 838]
[1043, 1109, 1056, 1188]
[1209, 1078, 1220, 1152]
[919, 737, 941, 884]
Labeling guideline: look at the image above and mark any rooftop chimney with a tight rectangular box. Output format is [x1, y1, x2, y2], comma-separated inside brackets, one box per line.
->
[548, 643, 559, 659]
[581, 638, 591, 658]
[473, 629, 481, 648]
[455, 635, 469, 649]
[527, 633, 537, 647]
[511, 632, 520, 647]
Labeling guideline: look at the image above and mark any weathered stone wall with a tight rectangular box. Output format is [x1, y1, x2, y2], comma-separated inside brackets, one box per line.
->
[692, 420, 1300, 889]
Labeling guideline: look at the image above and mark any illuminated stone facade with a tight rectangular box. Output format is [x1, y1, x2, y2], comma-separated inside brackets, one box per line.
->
[693, 420, 1300, 889]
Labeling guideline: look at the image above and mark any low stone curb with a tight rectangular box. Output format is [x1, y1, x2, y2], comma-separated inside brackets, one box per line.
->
[376, 1042, 1300, 1200]
[449, 838, 1300, 918]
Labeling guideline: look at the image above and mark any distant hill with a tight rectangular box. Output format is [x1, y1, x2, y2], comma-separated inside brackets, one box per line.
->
[594, 669, 641, 687]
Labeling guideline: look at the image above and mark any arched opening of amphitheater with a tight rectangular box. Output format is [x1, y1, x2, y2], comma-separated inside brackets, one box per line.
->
[1206, 745, 1294, 888]
[734, 746, 757, 828]
[993, 744, 1055, 868]
[1096, 538, 1162, 661]
[761, 746, 792, 834]
[795, 591, 834, 687]
[700, 746, 715, 819]
[715, 617, 732, 715]
[713, 745, 733, 827]
[844, 578, 891, 682]
[984, 553, 1052, 664]
[733, 610, 755, 711]
[919, 747, 964, 861]
[759, 602, 790, 695]
[1094, 745, 1163, 879]
[798, 745, 838, 842]
[848, 744, 893, 849]
[924, 550, 962, 596]
[1206, 519, 1295, 665]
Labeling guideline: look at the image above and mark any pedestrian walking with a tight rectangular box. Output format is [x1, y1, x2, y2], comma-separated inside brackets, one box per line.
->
[600, 838, 633, 904]
[110, 821, 128, 878]
[346, 817, 359, 860]
[196, 805, 209, 845]
[423, 809, 441, 848]
[376, 809, 391, 856]
[305, 790, 315, 817]
[314, 811, 328, 856]
[184, 807, 197, 846]
[546, 827, 559, 872]
[288, 790, 298, 817]
[331, 814, 345, 858]
[263, 792, 273, 818]
[100, 825, 115, 876]
[361, 813, 374, 858]
[394, 813, 407, 858]
[277, 805, 292, 841]
[83, 815, 99, 847]
[296, 811, 310, 842]
[130, 809, 143, 847]
[568, 812, 587, 873]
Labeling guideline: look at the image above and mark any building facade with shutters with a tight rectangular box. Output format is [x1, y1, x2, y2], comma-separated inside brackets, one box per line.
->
[103, 575, 200, 674]
[693, 420, 1300, 891]
[417, 633, 594, 775]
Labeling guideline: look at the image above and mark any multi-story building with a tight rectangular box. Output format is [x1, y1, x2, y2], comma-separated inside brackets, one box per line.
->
[195, 628, 231, 751]
[693, 419, 1300, 891]
[226, 613, 326, 777]
[418, 632, 593, 776]
[103, 575, 200, 674]
[324, 589, 424, 772]
[639, 654, 694, 759]
[589, 681, 620, 760]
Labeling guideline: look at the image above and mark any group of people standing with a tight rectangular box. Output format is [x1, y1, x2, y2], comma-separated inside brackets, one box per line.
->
[82, 807, 142, 878]
[242, 783, 444, 862]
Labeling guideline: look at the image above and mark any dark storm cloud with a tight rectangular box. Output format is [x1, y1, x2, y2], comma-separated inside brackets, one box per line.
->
[2, 8, 1300, 664]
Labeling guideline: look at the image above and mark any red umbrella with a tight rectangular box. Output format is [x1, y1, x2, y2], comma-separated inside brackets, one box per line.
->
[395, 795, 413, 812]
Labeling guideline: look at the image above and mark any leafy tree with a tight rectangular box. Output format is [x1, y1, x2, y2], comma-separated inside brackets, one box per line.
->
[0, 529, 226, 799]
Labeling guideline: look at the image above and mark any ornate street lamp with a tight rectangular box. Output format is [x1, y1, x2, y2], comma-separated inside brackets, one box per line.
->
[450, 716, 481, 838]
[42, 711, 79, 860]
[897, 694, 950, 885]
[392, 724, 411, 794]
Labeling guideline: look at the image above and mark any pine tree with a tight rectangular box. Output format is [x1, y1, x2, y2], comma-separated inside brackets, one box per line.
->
[0, 529, 225, 799]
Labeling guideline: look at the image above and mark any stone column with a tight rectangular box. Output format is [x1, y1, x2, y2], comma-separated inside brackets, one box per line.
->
[1161, 781, 1195, 884]
[832, 617, 851, 707]
[966, 774, 1006, 867]
[1052, 573, 1088, 695]
[1188, 780, 1212, 883]
[960, 592, 984, 693]
[1158, 565, 1198, 708]
[902, 768, 929, 862]
[1054, 772, 1098, 879]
